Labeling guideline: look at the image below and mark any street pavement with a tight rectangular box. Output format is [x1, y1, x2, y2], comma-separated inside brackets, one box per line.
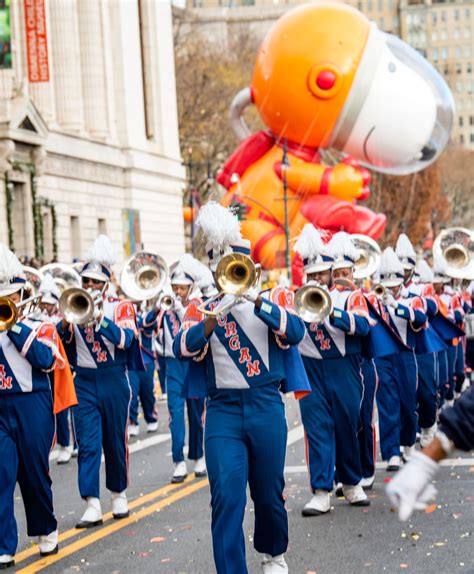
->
[12, 396, 474, 574]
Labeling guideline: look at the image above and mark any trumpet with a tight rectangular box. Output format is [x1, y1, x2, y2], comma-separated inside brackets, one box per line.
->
[0, 294, 43, 331]
[373, 283, 386, 299]
[158, 293, 175, 311]
[294, 283, 333, 323]
[59, 287, 101, 326]
[198, 253, 260, 317]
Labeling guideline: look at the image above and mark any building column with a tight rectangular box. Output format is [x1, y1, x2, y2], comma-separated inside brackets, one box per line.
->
[0, 140, 15, 246]
[77, 0, 108, 138]
[49, 0, 84, 131]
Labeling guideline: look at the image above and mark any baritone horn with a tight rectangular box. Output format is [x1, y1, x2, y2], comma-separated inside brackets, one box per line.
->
[351, 235, 381, 280]
[294, 283, 333, 323]
[433, 227, 474, 280]
[40, 263, 81, 292]
[120, 252, 169, 301]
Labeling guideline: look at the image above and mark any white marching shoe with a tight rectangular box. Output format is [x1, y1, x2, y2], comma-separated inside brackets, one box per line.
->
[443, 399, 454, 409]
[38, 529, 58, 556]
[420, 423, 437, 448]
[386, 455, 401, 471]
[402, 445, 416, 463]
[75, 497, 103, 529]
[343, 484, 370, 506]
[262, 553, 288, 574]
[193, 457, 207, 477]
[171, 461, 187, 484]
[360, 475, 375, 490]
[302, 490, 330, 516]
[128, 424, 140, 438]
[56, 445, 72, 465]
[146, 421, 158, 433]
[0, 554, 14, 569]
[111, 491, 129, 519]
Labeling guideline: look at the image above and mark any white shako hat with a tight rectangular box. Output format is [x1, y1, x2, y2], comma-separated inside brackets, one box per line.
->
[294, 224, 333, 274]
[196, 201, 251, 272]
[170, 254, 202, 286]
[194, 259, 218, 297]
[0, 244, 27, 296]
[39, 273, 60, 305]
[81, 235, 116, 283]
[416, 259, 435, 284]
[432, 253, 451, 284]
[378, 247, 405, 287]
[327, 231, 360, 270]
[395, 233, 417, 270]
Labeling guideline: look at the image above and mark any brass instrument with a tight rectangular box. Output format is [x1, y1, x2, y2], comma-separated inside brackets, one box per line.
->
[0, 294, 43, 331]
[351, 234, 381, 280]
[198, 253, 261, 317]
[432, 227, 474, 280]
[120, 252, 169, 302]
[59, 287, 97, 326]
[159, 293, 175, 311]
[373, 283, 386, 299]
[295, 283, 333, 323]
[334, 277, 358, 291]
[40, 263, 81, 292]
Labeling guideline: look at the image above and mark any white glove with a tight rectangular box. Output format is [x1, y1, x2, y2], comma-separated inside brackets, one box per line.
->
[174, 298, 185, 319]
[386, 451, 439, 521]
[214, 294, 238, 317]
[384, 291, 399, 309]
[244, 287, 260, 303]
[93, 305, 104, 331]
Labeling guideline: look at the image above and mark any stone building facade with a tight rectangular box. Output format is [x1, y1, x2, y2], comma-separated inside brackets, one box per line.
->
[0, 0, 185, 265]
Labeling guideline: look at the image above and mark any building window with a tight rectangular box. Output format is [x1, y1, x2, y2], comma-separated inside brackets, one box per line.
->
[378, 0, 383, 12]
[455, 46, 462, 58]
[465, 45, 472, 58]
[470, 115, 474, 126]
[441, 47, 448, 59]
[464, 27, 471, 38]
[379, 17, 384, 29]
[453, 28, 460, 39]
[455, 9, 459, 21]
[432, 47, 439, 61]
[441, 29, 448, 40]
[456, 80, 463, 93]
[460, 134, 464, 144]
[467, 63, 472, 74]
[432, 30, 438, 40]
[470, 134, 474, 143]
[467, 80, 473, 94]
[98, 218, 107, 235]
[456, 63, 462, 74]
[367, 0, 372, 12]
[465, 8, 470, 19]
[70, 216, 81, 259]
[392, 14, 399, 29]
[459, 116, 464, 127]
[432, 12, 437, 25]
[441, 11, 446, 22]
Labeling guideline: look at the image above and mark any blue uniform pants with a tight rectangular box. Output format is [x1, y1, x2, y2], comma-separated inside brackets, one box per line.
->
[0, 392, 57, 556]
[376, 351, 418, 460]
[358, 358, 378, 479]
[73, 366, 131, 499]
[129, 367, 157, 425]
[300, 354, 364, 491]
[444, 345, 456, 402]
[166, 358, 204, 463]
[56, 408, 77, 449]
[436, 349, 448, 406]
[416, 352, 438, 429]
[157, 355, 166, 394]
[205, 384, 288, 574]
[454, 342, 465, 393]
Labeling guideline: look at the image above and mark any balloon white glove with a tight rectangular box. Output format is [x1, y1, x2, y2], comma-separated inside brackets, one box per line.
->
[386, 451, 439, 521]
[244, 287, 260, 303]
[214, 294, 239, 317]
[384, 291, 399, 309]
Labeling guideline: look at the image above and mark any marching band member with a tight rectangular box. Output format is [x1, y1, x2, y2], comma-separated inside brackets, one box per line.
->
[0, 245, 76, 568]
[296, 226, 371, 516]
[163, 256, 205, 483]
[58, 236, 141, 528]
[375, 248, 427, 470]
[173, 202, 307, 574]
[128, 301, 159, 437]
[330, 232, 378, 491]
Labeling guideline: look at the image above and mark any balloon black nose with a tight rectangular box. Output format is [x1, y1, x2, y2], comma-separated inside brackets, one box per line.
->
[420, 145, 436, 161]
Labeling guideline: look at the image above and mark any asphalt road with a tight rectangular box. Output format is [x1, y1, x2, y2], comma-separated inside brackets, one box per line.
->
[11, 395, 474, 574]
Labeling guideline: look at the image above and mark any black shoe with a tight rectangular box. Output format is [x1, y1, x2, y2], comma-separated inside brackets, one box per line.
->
[113, 511, 129, 520]
[194, 470, 207, 478]
[0, 560, 14, 570]
[335, 485, 343, 497]
[171, 474, 187, 484]
[301, 507, 330, 517]
[75, 519, 103, 529]
[349, 498, 371, 507]
[40, 545, 59, 557]
[386, 464, 400, 472]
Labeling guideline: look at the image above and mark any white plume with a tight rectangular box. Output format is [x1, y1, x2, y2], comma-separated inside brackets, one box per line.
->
[328, 231, 359, 261]
[196, 201, 241, 248]
[432, 253, 447, 275]
[194, 260, 215, 289]
[40, 273, 60, 297]
[416, 259, 434, 283]
[395, 233, 416, 259]
[294, 224, 325, 259]
[379, 247, 404, 276]
[87, 235, 116, 266]
[0, 244, 24, 282]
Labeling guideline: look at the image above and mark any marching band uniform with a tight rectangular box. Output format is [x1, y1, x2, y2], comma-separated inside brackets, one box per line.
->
[295, 226, 370, 516]
[0, 246, 76, 568]
[375, 248, 427, 470]
[128, 305, 159, 436]
[58, 236, 140, 528]
[173, 202, 307, 574]
[163, 256, 205, 483]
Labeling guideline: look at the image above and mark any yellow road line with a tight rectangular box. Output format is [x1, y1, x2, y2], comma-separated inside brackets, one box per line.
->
[16, 478, 209, 574]
[14, 476, 196, 564]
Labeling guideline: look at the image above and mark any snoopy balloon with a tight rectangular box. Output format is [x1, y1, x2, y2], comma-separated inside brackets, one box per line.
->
[217, 1, 454, 270]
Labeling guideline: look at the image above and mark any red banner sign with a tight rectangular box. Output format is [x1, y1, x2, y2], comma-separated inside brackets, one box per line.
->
[24, 0, 49, 83]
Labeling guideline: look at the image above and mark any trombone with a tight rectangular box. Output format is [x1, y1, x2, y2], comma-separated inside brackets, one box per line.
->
[294, 282, 333, 323]
[198, 253, 261, 317]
